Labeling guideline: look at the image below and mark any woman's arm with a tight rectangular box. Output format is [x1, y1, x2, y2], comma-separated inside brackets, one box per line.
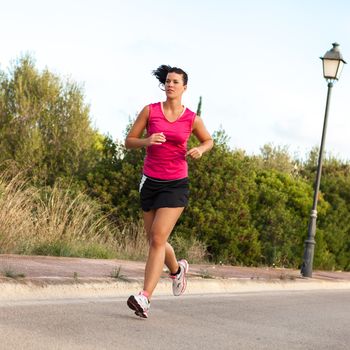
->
[125, 105, 166, 149]
[186, 115, 214, 159]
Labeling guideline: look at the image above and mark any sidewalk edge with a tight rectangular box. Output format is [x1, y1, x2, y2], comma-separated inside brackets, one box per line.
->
[1, 278, 350, 302]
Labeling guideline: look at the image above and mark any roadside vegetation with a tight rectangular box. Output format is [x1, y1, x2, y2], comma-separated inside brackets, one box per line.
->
[0, 55, 349, 270]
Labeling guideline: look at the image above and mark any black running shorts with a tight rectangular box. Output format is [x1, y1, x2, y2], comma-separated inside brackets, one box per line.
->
[139, 175, 189, 212]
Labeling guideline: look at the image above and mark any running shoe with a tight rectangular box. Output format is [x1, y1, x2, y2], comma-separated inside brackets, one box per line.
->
[127, 293, 150, 318]
[170, 259, 189, 296]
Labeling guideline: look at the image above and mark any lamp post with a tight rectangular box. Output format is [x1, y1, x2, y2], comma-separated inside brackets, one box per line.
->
[301, 43, 346, 278]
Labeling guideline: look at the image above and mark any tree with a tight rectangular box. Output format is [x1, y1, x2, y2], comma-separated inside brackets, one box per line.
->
[250, 169, 322, 267]
[256, 143, 299, 175]
[314, 159, 350, 270]
[299, 150, 350, 270]
[0, 55, 98, 185]
[86, 133, 145, 224]
[196, 96, 202, 116]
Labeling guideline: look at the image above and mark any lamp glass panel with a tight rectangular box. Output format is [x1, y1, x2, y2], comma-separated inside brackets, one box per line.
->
[323, 59, 339, 79]
[336, 61, 344, 79]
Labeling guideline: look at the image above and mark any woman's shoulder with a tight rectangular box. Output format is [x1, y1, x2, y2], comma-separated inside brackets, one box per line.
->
[185, 106, 195, 115]
[148, 102, 163, 116]
[143, 102, 160, 113]
[183, 106, 196, 121]
[138, 104, 150, 116]
[139, 102, 160, 110]
[148, 101, 161, 108]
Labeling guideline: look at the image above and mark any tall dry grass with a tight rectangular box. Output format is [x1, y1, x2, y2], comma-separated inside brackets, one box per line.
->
[0, 172, 206, 263]
[0, 172, 148, 259]
[115, 221, 148, 261]
[0, 173, 39, 253]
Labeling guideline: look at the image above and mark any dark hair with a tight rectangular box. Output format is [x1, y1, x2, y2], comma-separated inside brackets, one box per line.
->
[152, 65, 188, 86]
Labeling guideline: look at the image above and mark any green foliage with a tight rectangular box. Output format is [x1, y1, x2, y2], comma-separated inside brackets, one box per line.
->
[251, 170, 315, 267]
[31, 241, 116, 259]
[0, 54, 98, 185]
[178, 129, 262, 265]
[86, 133, 144, 223]
[315, 161, 350, 270]
[1, 55, 349, 270]
[257, 143, 299, 174]
[298, 150, 350, 271]
[196, 96, 202, 116]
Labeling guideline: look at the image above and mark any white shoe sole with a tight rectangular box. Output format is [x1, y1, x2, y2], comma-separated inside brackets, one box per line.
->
[127, 295, 149, 318]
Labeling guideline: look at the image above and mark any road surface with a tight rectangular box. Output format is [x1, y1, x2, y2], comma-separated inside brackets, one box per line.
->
[0, 290, 349, 349]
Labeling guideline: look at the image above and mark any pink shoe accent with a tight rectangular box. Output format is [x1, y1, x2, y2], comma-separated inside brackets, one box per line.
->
[141, 290, 150, 299]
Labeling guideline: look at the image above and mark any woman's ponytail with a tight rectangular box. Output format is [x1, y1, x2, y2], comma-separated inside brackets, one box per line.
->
[152, 65, 188, 86]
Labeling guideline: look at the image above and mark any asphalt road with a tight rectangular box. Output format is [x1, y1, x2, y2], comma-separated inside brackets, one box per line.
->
[0, 290, 349, 350]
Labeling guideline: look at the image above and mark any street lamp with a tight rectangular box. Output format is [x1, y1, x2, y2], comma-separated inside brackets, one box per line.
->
[301, 43, 346, 278]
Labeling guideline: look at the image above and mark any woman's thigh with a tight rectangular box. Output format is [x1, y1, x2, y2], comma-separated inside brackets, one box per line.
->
[148, 207, 184, 243]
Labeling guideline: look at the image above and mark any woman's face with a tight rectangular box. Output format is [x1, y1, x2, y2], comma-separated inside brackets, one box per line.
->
[165, 72, 187, 99]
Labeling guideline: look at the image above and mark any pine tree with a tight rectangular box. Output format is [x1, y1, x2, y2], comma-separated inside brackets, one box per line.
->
[196, 96, 202, 116]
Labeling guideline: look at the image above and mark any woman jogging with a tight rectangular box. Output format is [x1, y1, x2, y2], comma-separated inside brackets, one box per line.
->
[125, 65, 213, 318]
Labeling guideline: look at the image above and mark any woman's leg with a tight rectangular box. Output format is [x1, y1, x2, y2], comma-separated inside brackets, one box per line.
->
[143, 210, 180, 275]
[143, 207, 184, 299]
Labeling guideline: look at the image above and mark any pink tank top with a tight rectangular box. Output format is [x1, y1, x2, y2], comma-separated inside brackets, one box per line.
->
[143, 102, 196, 180]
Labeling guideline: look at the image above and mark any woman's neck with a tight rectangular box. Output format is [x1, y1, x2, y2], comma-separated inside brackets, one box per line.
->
[163, 98, 182, 111]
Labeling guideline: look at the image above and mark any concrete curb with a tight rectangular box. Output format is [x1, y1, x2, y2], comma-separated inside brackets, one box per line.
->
[1, 277, 350, 302]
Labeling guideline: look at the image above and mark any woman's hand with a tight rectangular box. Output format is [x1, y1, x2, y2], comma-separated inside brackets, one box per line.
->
[146, 132, 166, 146]
[186, 147, 203, 159]
[187, 115, 213, 158]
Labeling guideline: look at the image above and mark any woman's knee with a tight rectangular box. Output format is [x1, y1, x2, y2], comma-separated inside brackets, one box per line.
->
[149, 230, 168, 248]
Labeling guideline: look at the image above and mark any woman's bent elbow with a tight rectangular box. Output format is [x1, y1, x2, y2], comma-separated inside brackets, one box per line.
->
[125, 138, 132, 149]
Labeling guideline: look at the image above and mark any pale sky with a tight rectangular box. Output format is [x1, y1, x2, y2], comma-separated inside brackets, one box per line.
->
[1, 0, 350, 160]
